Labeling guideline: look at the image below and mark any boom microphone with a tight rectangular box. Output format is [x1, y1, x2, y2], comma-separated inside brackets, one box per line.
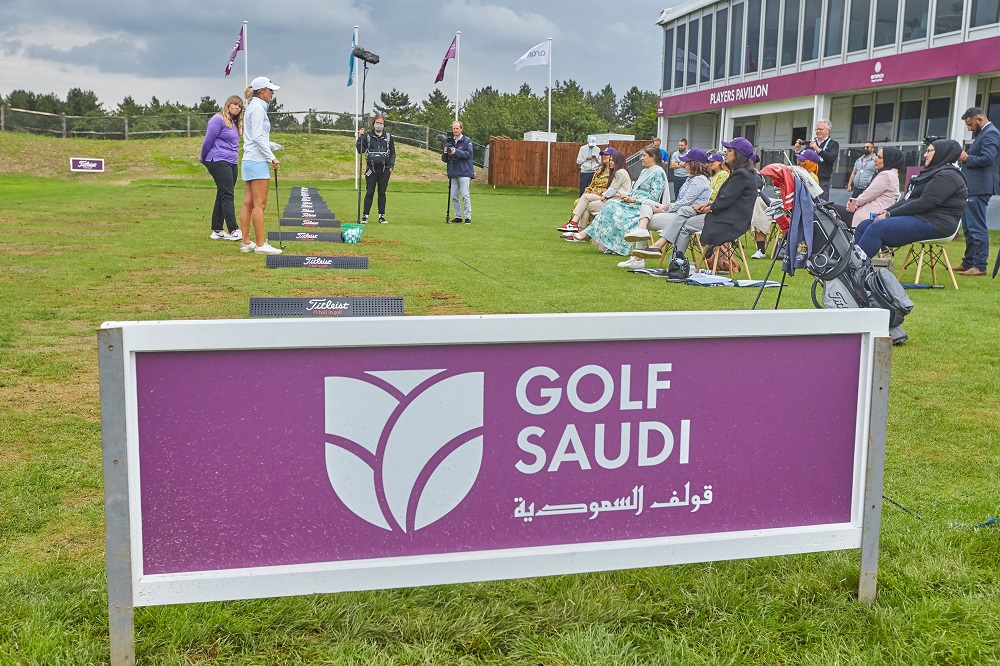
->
[352, 45, 380, 65]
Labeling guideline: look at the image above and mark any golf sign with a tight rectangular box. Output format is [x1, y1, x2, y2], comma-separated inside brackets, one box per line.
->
[100, 310, 891, 665]
[70, 157, 105, 172]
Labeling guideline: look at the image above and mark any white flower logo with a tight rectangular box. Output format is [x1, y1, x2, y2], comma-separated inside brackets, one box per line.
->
[874, 61, 882, 73]
[324, 370, 485, 533]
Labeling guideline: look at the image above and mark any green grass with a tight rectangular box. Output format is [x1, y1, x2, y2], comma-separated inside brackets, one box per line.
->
[1, 134, 999, 664]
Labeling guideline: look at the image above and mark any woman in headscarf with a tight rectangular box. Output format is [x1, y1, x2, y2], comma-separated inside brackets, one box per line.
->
[854, 139, 967, 260]
[843, 146, 905, 227]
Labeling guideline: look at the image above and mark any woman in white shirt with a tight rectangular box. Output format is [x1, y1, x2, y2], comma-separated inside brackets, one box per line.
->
[238, 76, 284, 255]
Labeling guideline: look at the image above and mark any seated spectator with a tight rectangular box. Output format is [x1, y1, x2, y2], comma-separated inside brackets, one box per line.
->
[630, 151, 727, 263]
[565, 147, 666, 256]
[833, 146, 905, 227]
[559, 149, 631, 233]
[618, 149, 712, 268]
[696, 138, 761, 272]
[795, 149, 821, 184]
[854, 139, 967, 260]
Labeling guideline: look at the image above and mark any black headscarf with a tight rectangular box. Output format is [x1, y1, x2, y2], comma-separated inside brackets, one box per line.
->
[912, 139, 964, 185]
[878, 146, 907, 173]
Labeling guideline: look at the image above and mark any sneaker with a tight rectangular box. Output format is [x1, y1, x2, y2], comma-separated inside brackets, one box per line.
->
[557, 221, 579, 232]
[624, 228, 651, 242]
[751, 249, 766, 259]
[254, 242, 282, 255]
[633, 246, 664, 259]
[379, 215, 387, 224]
[239, 241, 257, 253]
[464, 218, 471, 225]
[210, 230, 230, 240]
[449, 217, 462, 224]
[618, 256, 646, 269]
[561, 231, 577, 238]
[228, 229, 242, 241]
[361, 215, 369, 224]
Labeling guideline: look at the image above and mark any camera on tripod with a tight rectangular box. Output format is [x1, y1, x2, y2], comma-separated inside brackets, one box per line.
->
[437, 132, 456, 157]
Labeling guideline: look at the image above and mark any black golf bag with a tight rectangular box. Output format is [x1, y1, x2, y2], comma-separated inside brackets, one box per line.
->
[807, 202, 914, 344]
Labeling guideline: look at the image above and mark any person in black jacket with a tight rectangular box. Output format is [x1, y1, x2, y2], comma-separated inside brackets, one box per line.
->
[797, 119, 839, 200]
[854, 139, 968, 260]
[694, 137, 759, 269]
[356, 114, 396, 224]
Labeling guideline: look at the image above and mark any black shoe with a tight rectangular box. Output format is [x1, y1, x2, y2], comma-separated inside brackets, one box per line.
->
[378, 215, 387, 224]
[361, 214, 369, 224]
[464, 218, 472, 225]
[449, 217, 461, 224]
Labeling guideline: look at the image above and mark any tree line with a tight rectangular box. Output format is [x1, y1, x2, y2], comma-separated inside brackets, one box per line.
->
[3, 82, 659, 145]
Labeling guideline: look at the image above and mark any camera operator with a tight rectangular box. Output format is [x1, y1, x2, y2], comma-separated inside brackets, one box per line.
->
[356, 114, 395, 224]
[793, 120, 839, 200]
[442, 120, 475, 224]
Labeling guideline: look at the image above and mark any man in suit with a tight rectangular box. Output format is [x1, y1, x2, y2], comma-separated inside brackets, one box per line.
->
[809, 119, 839, 201]
[956, 107, 1000, 276]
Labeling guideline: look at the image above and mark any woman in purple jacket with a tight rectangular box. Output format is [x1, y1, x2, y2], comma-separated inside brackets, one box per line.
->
[200, 96, 244, 240]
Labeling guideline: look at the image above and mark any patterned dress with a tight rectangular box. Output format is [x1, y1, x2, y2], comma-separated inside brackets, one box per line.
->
[586, 166, 667, 255]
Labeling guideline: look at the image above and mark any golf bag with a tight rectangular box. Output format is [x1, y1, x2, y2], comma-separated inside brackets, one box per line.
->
[807, 202, 913, 344]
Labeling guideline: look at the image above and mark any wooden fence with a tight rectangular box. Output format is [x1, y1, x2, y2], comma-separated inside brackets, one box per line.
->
[487, 138, 652, 188]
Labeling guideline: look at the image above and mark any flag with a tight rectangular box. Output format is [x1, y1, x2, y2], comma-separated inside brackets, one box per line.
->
[514, 41, 548, 71]
[348, 33, 356, 87]
[224, 26, 244, 76]
[434, 36, 457, 84]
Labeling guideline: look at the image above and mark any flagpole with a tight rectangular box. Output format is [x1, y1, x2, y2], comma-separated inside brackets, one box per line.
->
[455, 31, 461, 121]
[354, 25, 360, 192]
[243, 21, 248, 90]
[546, 37, 552, 195]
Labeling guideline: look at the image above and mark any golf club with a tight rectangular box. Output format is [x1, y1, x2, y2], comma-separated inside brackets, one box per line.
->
[273, 167, 285, 249]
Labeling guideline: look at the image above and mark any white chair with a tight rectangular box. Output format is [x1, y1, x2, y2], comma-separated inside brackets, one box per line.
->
[893, 225, 961, 289]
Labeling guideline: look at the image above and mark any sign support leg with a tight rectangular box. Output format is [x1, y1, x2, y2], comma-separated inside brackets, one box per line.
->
[859, 335, 891, 605]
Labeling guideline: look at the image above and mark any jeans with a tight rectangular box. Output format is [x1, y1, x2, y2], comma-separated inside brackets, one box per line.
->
[450, 176, 472, 220]
[579, 171, 595, 196]
[961, 195, 990, 270]
[672, 176, 686, 202]
[363, 165, 391, 216]
[204, 160, 238, 233]
[854, 215, 941, 260]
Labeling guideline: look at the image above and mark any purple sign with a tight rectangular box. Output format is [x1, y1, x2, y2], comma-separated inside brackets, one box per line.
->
[659, 37, 1000, 116]
[70, 157, 105, 172]
[134, 334, 862, 575]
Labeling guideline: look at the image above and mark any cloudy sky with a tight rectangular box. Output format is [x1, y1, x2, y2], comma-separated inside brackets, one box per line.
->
[0, 0, 686, 115]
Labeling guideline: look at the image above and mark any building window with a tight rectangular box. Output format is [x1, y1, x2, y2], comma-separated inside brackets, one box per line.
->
[763, 0, 779, 69]
[925, 97, 951, 137]
[989, 92, 1000, 123]
[801, 1, 821, 60]
[663, 28, 674, 90]
[674, 24, 686, 90]
[825, 0, 846, 56]
[970, 0, 1000, 27]
[873, 103, 894, 142]
[935, 0, 964, 34]
[781, 0, 800, 66]
[874, 0, 899, 46]
[851, 105, 872, 143]
[686, 19, 700, 87]
[848, 0, 872, 51]
[746, 0, 762, 72]
[902, 0, 929, 39]
[729, 3, 745, 77]
[897, 100, 922, 141]
[715, 8, 728, 79]
[701, 14, 714, 83]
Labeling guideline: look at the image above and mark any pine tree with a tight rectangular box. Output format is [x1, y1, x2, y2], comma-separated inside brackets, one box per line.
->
[373, 88, 418, 123]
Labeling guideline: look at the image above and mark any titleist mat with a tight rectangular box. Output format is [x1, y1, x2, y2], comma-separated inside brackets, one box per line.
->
[248, 296, 404, 317]
[264, 255, 368, 269]
[279, 218, 341, 228]
[267, 231, 342, 243]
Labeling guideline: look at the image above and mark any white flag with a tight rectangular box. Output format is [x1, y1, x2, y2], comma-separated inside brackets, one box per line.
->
[514, 41, 548, 70]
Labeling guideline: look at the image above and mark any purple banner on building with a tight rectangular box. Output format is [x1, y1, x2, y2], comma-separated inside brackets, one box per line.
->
[70, 157, 105, 172]
[134, 334, 862, 575]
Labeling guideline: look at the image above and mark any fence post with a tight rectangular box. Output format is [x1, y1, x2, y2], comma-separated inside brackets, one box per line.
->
[124, 117, 129, 141]
[62, 114, 67, 138]
[1, 105, 5, 132]
[425, 126, 430, 150]
[186, 113, 191, 138]
[308, 110, 312, 135]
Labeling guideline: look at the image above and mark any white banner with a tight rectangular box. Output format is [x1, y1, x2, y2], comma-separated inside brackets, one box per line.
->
[514, 41, 548, 70]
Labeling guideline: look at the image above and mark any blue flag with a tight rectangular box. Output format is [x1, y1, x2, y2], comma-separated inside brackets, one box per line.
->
[348, 33, 355, 87]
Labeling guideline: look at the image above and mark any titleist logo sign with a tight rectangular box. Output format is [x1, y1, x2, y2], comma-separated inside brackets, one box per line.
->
[307, 299, 350, 310]
[303, 257, 333, 266]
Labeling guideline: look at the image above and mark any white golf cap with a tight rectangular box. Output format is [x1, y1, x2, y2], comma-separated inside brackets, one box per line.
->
[250, 76, 280, 91]
[588, 137, 597, 146]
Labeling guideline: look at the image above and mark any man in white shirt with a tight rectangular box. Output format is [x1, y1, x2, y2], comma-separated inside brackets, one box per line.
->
[576, 137, 602, 195]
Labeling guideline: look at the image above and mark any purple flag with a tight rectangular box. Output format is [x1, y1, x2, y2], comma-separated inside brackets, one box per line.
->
[225, 26, 244, 76]
[434, 36, 457, 84]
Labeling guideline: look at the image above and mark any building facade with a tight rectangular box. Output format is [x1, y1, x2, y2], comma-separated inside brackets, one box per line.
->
[656, 0, 1000, 208]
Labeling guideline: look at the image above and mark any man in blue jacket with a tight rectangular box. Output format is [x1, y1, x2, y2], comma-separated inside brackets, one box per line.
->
[956, 107, 1000, 276]
[442, 120, 475, 224]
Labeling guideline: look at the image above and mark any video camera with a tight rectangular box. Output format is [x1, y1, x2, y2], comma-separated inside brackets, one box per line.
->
[437, 132, 456, 157]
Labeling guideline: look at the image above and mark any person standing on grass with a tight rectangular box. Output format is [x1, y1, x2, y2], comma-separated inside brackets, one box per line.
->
[668, 139, 690, 200]
[955, 107, 1000, 276]
[443, 120, 474, 224]
[238, 76, 283, 255]
[201, 95, 245, 242]
[576, 137, 602, 195]
[847, 141, 878, 197]
[356, 114, 396, 224]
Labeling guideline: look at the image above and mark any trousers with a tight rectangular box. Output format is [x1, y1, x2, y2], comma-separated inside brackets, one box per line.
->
[204, 160, 238, 232]
[364, 165, 391, 215]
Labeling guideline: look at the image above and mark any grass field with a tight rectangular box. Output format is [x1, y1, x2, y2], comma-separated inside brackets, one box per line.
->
[1, 132, 998, 665]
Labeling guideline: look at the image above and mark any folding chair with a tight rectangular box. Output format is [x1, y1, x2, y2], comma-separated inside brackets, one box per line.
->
[893, 225, 961, 289]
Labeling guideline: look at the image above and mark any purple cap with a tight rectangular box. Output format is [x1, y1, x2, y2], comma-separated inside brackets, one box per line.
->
[796, 149, 821, 163]
[678, 147, 709, 163]
[707, 152, 725, 162]
[721, 137, 756, 160]
[601, 147, 615, 155]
